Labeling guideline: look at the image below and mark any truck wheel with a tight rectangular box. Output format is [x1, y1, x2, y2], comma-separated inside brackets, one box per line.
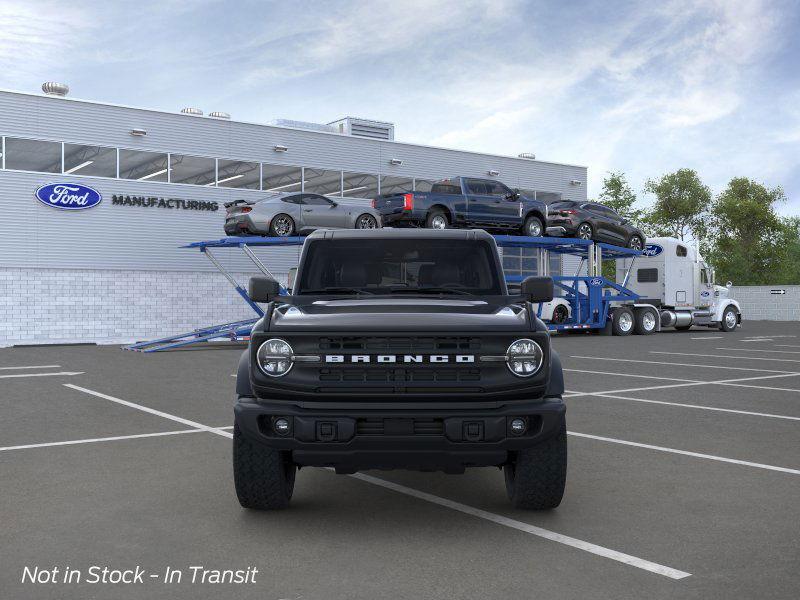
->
[233, 424, 296, 510]
[504, 416, 567, 510]
[634, 308, 657, 335]
[611, 307, 634, 336]
[523, 215, 544, 237]
[719, 306, 739, 332]
[426, 209, 449, 230]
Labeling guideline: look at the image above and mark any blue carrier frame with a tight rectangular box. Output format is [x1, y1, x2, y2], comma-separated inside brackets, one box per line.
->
[125, 235, 641, 351]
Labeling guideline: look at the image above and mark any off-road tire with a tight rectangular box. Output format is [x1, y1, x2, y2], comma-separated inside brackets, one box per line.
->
[269, 214, 295, 237]
[611, 307, 634, 336]
[426, 209, 449, 230]
[552, 304, 569, 324]
[523, 215, 544, 237]
[504, 417, 567, 510]
[233, 423, 296, 510]
[633, 308, 657, 335]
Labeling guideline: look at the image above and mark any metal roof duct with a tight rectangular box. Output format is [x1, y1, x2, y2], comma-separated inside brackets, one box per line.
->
[42, 82, 69, 96]
[329, 117, 394, 141]
[269, 119, 337, 134]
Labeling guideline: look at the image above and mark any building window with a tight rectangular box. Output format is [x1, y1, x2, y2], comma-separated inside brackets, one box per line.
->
[304, 168, 342, 196]
[217, 159, 260, 189]
[63, 144, 117, 177]
[341, 171, 378, 199]
[169, 154, 216, 186]
[414, 178, 436, 192]
[379, 175, 413, 195]
[119, 149, 169, 182]
[262, 163, 302, 193]
[4, 137, 61, 173]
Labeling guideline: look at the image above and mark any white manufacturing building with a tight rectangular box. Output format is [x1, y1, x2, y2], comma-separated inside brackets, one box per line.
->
[0, 86, 587, 347]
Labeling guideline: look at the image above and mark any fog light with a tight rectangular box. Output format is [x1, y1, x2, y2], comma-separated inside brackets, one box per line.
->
[510, 418, 527, 435]
[273, 417, 291, 435]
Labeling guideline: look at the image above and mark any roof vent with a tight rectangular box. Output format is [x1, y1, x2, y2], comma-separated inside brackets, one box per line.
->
[209, 111, 230, 119]
[180, 107, 203, 116]
[518, 152, 536, 160]
[328, 117, 395, 141]
[42, 82, 69, 96]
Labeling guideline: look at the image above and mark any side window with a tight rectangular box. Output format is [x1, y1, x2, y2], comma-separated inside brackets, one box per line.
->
[465, 179, 489, 195]
[302, 194, 333, 206]
[700, 269, 710, 284]
[282, 195, 302, 204]
[637, 268, 658, 283]
[485, 181, 512, 197]
[676, 245, 688, 257]
[430, 182, 461, 194]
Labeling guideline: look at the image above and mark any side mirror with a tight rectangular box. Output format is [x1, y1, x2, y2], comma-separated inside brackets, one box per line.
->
[520, 276, 554, 302]
[249, 276, 281, 302]
[726, 281, 732, 288]
[287, 267, 297, 293]
[330, 201, 338, 208]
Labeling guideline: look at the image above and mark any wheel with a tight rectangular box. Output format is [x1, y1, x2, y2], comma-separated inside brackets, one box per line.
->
[627, 235, 644, 251]
[233, 423, 296, 510]
[634, 308, 657, 335]
[504, 416, 567, 510]
[551, 304, 569, 324]
[611, 307, 634, 336]
[426, 209, 449, 230]
[523, 215, 544, 237]
[355, 213, 378, 229]
[269, 214, 295, 237]
[576, 222, 593, 240]
[719, 306, 738, 332]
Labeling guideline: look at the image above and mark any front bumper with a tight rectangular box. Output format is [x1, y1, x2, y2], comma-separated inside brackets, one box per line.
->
[234, 396, 565, 473]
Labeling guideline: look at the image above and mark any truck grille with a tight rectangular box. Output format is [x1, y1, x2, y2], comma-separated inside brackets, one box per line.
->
[356, 418, 444, 436]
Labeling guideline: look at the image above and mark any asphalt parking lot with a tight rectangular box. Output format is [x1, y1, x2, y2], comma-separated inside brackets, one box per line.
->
[2, 321, 799, 599]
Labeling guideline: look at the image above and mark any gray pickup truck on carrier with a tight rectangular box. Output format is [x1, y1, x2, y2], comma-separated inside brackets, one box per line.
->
[233, 228, 567, 510]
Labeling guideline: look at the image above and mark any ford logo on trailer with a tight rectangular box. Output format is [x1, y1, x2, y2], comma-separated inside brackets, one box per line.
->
[641, 244, 663, 257]
[700, 290, 710, 297]
[35, 183, 102, 210]
[588, 277, 603, 286]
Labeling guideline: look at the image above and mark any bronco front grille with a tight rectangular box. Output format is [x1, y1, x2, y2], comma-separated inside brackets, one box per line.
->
[356, 418, 444, 436]
[318, 367, 482, 383]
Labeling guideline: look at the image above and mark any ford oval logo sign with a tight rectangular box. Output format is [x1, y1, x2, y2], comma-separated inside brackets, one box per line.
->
[700, 290, 710, 297]
[588, 277, 603, 286]
[642, 244, 663, 257]
[35, 183, 102, 210]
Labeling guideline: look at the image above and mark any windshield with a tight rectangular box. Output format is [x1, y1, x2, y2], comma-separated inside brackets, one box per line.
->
[296, 239, 503, 295]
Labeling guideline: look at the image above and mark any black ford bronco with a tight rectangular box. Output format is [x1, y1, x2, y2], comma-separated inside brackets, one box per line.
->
[233, 228, 567, 510]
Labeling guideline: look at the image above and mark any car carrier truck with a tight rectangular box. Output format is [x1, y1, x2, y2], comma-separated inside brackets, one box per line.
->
[613, 236, 742, 334]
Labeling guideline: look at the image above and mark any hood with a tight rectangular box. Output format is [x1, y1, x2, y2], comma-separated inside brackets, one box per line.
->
[714, 285, 730, 298]
[269, 297, 530, 332]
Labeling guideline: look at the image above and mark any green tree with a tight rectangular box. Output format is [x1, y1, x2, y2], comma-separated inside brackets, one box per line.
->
[642, 169, 711, 241]
[705, 177, 793, 285]
[598, 171, 643, 227]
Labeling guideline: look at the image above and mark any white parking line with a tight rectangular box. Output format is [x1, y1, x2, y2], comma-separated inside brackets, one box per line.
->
[571, 355, 797, 374]
[651, 351, 800, 364]
[570, 393, 800, 421]
[716, 348, 800, 355]
[0, 371, 84, 379]
[63, 384, 234, 439]
[0, 365, 61, 370]
[777, 345, 800, 349]
[350, 472, 691, 580]
[563, 368, 700, 383]
[569, 432, 800, 475]
[0, 426, 235, 453]
[690, 336, 723, 340]
[61, 384, 690, 580]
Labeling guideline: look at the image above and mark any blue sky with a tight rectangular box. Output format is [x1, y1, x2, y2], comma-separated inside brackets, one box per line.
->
[2, 0, 799, 213]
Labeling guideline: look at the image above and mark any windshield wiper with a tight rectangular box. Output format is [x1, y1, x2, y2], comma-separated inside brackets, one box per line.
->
[300, 287, 374, 295]
[389, 287, 474, 296]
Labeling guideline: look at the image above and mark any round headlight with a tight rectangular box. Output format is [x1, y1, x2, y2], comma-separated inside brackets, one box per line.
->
[256, 338, 293, 377]
[506, 338, 543, 377]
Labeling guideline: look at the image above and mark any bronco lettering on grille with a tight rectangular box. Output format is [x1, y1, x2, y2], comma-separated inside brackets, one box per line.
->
[324, 355, 475, 364]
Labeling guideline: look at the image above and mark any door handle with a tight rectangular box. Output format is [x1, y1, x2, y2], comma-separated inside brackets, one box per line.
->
[303, 209, 312, 212]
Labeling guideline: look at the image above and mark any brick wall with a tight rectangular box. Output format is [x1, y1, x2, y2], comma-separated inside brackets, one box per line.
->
[0, 268, 282, 347]
[729, 286, 800, 321]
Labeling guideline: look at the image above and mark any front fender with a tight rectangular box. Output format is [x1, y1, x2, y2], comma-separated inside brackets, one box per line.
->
[236, 349, 253, 397]
[545, 349, 564, 397]
[713, 299, 741, 322]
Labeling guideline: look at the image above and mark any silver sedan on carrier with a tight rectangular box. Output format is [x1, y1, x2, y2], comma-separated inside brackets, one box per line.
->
[224, 192, 382, 237]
